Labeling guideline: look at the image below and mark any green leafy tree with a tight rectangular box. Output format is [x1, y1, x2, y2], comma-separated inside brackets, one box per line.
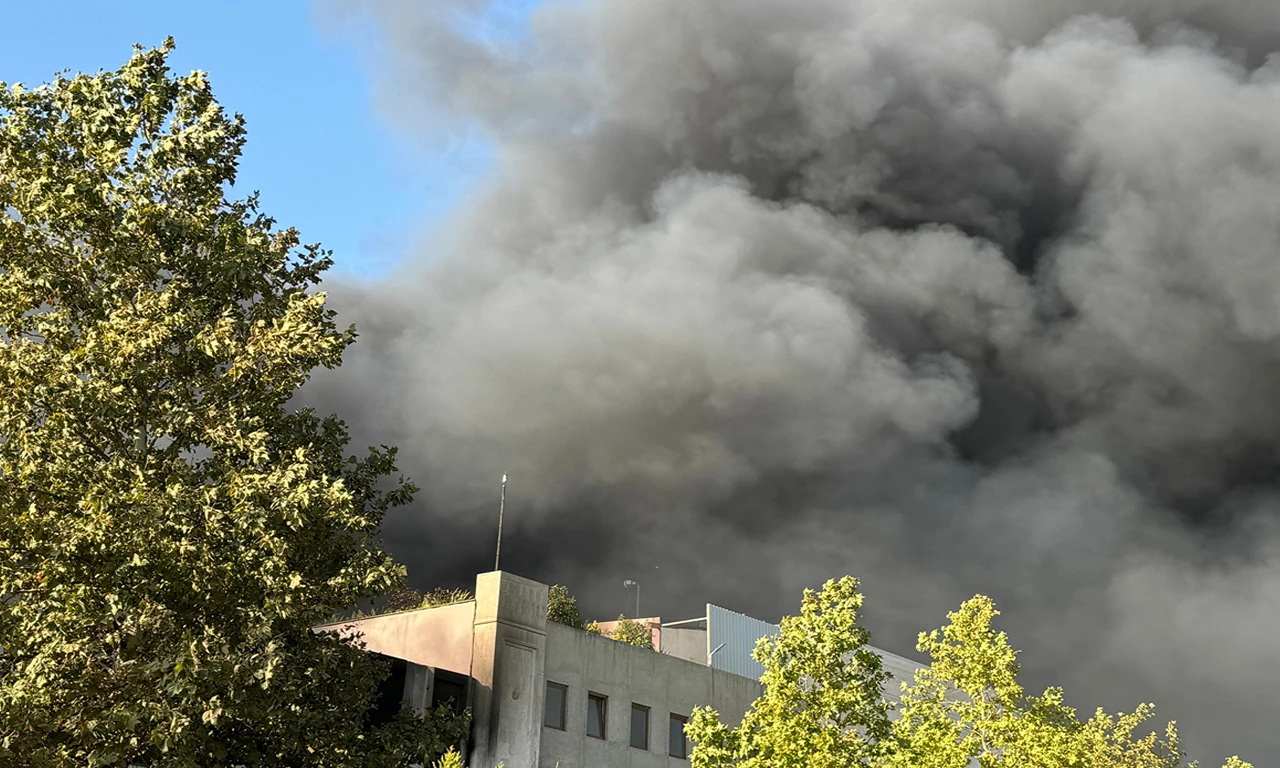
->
[0, 41, 463, 766]
[887, 597, 1247, 768]
[546, 584, 582, 628]
[688, 579, 1254, 768]
[687, 577, 892, 768]
[610, 615, 655, 649]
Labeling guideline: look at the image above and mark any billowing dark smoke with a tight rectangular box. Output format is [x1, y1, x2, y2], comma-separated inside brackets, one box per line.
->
[308, 0, 1280, 760]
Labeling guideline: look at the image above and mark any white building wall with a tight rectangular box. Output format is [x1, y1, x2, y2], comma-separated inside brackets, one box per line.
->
[539, 622, 762, 768]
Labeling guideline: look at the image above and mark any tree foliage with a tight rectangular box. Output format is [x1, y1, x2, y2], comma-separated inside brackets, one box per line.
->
[688, 578, 1254, 768]
[546, 584, 582, 628]
[885, 596, 1195, 768]
[0, 41, 459, 766]
[687, 577, 892, 768]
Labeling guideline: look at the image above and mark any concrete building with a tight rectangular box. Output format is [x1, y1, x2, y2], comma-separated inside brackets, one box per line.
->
[315, 571, 925, 768]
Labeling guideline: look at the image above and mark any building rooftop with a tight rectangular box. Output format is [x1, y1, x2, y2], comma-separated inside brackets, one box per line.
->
[316, 571, 928, 688]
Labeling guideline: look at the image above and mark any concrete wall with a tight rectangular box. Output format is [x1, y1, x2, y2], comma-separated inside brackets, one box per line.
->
[406, 662, 431, 714]
[315, 601, 476, 675]
[658, 627, 706, 665]
[539, 622, 762, 768]
[469, 571, 549, 768]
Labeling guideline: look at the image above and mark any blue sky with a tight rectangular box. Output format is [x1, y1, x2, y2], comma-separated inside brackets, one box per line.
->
[2, 1, 535, 279]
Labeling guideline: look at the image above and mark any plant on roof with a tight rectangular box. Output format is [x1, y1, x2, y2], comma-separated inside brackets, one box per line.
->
[546, 584, 583, 628]
[609, 616, 655, 649]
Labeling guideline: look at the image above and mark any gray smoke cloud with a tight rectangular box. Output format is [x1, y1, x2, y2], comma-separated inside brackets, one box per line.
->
[307, 0, 1280, 760]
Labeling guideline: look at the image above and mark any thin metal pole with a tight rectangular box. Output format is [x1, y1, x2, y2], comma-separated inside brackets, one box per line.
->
[494, 474, 507, 571]
[709, 642, 726, 706]
[635, 582, 641, 619]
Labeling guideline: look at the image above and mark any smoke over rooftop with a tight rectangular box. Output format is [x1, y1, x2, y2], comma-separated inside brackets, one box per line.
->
[307, 0, 1280, 759]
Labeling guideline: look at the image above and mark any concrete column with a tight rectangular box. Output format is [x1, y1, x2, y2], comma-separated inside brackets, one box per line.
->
[407, 663, 431, 714]
[468, 572, 549, 768]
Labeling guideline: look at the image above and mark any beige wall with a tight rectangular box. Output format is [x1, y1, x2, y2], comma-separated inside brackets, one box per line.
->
[315, 600, 476, 675]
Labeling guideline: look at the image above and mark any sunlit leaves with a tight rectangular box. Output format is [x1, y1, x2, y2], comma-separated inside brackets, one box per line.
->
[0, 42, 455, 766]
[688, 576, 894, 768]
[689, 580, 1254, 768]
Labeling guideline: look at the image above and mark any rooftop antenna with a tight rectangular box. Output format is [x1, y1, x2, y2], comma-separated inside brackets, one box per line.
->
[494, 473, 508, 571]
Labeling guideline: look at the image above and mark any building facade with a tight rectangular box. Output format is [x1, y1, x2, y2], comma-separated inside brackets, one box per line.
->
[316, 571, 924, 768]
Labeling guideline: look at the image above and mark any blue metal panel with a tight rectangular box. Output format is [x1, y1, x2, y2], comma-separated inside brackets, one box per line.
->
[705, 604, 928, 689]
[706, 604, 779, 681]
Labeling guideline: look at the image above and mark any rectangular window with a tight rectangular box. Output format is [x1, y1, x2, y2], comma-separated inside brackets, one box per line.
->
[586, 693, 607, 739]
[669, 713, 689, 758]
[544, 682, 567, 730]
[367, 655, 408, 728]
[431, 669, 468, 716]
[630, 703, 650, 749]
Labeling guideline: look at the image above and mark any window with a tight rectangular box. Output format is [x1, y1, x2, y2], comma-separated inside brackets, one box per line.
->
[630, 703, 650, 749]
[432, 669, 468, 716]
[669, 713, 689, 758]
[587, 693, 607, 739]
[367, 655, 408, 728]
[544, 682, 567, 730]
